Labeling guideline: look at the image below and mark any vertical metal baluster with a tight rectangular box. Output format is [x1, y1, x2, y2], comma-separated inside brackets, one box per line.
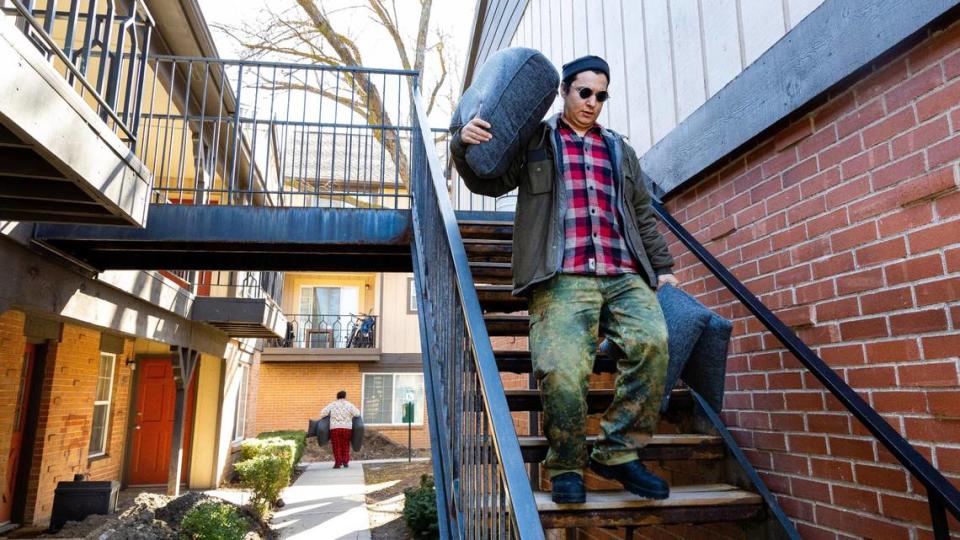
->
[329, 71, 340, 207]
[78, 0, 97, 77]
[175, 61, 193, 203]
[195, 60, 210, 204]
[95, 0, 114, 101]
[314, 68, 325, 208]
[299, 67, 309, 206]
[246, 64, 263, 203]
[930, 494, 949, 540]
[158, 59, 176, 201]
[130, 5, 152, 143]
[212, 61, 227, 204]
[229, 62, 243, 205]
[143, 57, 159, 199]
[63, 0, 81, 79]
[378, 73, 387, 208]
[270, 65, 287, 205]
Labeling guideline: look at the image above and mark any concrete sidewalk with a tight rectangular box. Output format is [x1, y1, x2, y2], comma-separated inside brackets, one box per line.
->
[271, 462, 371, 540]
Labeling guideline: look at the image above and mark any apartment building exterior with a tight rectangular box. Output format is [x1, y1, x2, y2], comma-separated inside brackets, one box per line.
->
[456, 0, 960, 537]
[0, 0, 286, 529]
[254, 271, 430, 449]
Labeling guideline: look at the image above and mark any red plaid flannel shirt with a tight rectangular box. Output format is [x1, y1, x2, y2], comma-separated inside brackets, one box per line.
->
[557, 119, 637, 275]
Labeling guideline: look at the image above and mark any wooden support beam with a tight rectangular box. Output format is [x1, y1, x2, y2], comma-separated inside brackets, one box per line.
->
[167, 346, 199, 497]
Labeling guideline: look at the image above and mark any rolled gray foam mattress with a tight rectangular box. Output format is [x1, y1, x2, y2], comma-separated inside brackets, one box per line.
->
[450, 47, 559, 178]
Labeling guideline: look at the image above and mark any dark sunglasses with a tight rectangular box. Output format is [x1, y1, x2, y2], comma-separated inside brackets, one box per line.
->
[575, 86, 609, 102]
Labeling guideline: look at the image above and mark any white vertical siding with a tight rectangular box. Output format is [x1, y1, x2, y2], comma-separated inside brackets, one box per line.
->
[739, 0, 787, 65]
[702, 0, 742, 95]
[670, 0, 707, 123]
[644, 0, 677, 142]
[602, 0, 628, 134]
[622, 0, 653, 150]
[786, 0, 823, 26]
[504, 0, 826, 153]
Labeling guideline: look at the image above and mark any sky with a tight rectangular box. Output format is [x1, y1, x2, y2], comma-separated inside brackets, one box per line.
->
[197, 0, 477, 125]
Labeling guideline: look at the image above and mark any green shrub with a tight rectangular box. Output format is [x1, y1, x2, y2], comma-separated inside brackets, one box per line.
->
[257, 430, 306, 465]
[180, 501, 248, 540]
[239, 437, 297, 474]
[235, 454, 291, 518]
[403, 475, 439, 539]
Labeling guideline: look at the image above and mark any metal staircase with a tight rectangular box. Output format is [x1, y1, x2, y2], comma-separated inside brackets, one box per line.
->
[408, 86, 960, 537]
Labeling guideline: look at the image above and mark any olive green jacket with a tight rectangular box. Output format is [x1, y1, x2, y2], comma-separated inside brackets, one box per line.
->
[450, 114, 674, 296]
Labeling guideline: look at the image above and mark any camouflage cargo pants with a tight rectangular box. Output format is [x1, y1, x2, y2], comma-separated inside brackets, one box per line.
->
[529, 273, 669, 478]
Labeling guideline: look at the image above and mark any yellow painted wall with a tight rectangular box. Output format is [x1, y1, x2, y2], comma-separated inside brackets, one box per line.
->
[379, 273, 421, 354]
[188, 354, 222, 489]
[281, 273, 377, 314]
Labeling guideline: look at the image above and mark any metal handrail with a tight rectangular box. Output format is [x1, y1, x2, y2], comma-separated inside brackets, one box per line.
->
[410, 84, 544, 538]
[7, 0, 153, 145]
[652, 200, 960, 537]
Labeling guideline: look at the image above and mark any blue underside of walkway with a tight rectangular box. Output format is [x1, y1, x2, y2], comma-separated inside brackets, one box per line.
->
[34, 204, 417, 272]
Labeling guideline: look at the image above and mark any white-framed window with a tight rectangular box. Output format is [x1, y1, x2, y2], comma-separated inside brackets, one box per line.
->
[232, 363, 250, 442]
[407, 277, 418, 313]
[88, 352, 117, 457]
[361, 373, 425, 426]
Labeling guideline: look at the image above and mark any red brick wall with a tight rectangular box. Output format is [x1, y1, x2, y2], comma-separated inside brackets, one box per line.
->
[23, 324, 134, 526]
[663, 19, 960, 539]
[0, 310, 28, 513]
[254, 361, 432, 448]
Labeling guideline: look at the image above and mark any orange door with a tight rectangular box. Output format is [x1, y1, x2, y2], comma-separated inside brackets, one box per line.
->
[128, 359, 195, 485]
[1, 344, 35, 523]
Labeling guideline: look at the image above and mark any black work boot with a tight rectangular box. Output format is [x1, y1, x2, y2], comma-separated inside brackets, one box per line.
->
[550, 472, 586, 504]
[589, 459, 670, 500]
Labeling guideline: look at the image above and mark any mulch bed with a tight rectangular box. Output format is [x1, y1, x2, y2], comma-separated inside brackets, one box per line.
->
[303, 431, 431, 462]
[363, 461, 434, 540]
[22, 491, 274, 539]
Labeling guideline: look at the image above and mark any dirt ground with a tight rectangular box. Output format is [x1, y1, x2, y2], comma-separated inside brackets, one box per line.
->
[363, 461, 434, 540]
[303, 430, 431, 462]
[6, 491, 274, 540]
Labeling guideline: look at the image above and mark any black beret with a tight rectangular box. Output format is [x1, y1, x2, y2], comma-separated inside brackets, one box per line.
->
[561, 55, 610, 83]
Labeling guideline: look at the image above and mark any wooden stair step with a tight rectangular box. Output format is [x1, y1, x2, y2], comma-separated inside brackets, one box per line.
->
[484, 313, 530, 336]
[464, 238, 512, 263]
[476, 285, 526, 313]
[506, 388, 692, 413]
[535, 484, 764, 529]
[495, 350, 616, 373]
[469, 262, 512, 284]
[457, 220, 514, 241]
[518, 434, 724, 462]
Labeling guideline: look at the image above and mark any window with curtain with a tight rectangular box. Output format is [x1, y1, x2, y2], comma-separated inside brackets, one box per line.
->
[362, 373, 425, 425]
[88, 352, 116, 456]
[298, 286, 359, 347]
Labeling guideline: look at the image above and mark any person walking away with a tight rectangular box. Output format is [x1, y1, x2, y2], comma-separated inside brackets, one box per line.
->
[451, 55, 678, 504]
[320, 390, 361, 468]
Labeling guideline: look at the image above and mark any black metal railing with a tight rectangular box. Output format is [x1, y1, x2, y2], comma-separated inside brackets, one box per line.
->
[5, 0, 153, 146]
[141, 56, 418, 208]
[410, 86, 544, 539]
[162, 270, 284, 304]
[268, 314, 377, 350]
[195, 270, 285, 303]
[652, 200, 960, 538]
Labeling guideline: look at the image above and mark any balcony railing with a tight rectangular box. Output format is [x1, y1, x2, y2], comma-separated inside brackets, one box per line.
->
[269, 313, 377, 349]
[159, 270, 284, 305]
[4, 0, 154, 146]
[141, 57, 419, 208]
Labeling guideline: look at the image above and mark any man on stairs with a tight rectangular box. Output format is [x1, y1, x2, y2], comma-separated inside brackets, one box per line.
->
[451, 55, 678, 504]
